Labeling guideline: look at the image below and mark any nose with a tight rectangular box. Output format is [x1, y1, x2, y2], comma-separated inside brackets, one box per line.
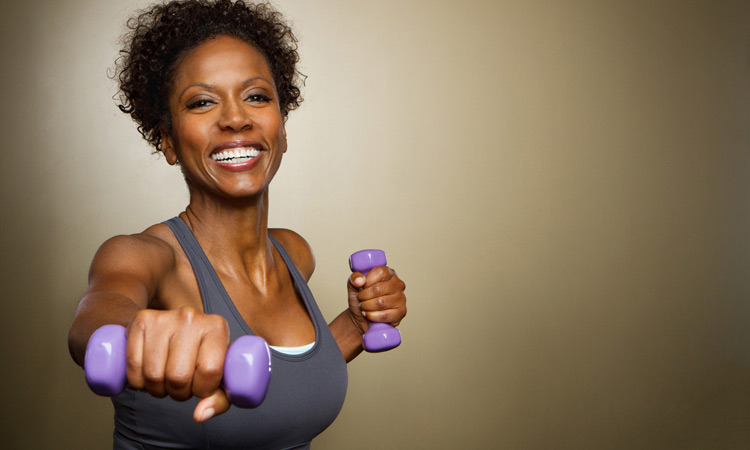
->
[218, 99, 252, 131]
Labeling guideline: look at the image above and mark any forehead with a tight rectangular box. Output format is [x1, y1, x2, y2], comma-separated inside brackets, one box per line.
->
[171, 35, 274, 91]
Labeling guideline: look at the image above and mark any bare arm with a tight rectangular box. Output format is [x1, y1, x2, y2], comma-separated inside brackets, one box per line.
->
[68, 231, 230, 422]
[270, 229, 406, 363]
[329, 309, 366, 363]
[68, 234, 164, 366]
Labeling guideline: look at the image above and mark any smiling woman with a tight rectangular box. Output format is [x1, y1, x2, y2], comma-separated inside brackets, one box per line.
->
[66, 1, 407, 449]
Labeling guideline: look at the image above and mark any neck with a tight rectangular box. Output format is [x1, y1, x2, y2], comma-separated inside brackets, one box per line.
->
[180, 187, 275, 282]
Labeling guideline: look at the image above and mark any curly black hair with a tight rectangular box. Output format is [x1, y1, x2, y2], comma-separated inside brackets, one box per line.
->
[114, 0, 303, 152]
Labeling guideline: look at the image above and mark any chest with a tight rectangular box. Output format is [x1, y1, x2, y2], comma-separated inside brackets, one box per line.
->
[154, 251, 315, 347]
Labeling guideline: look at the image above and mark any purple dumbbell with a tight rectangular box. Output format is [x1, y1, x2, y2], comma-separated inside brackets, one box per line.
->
[84, 324, 271, 408]
[349, 249, 402, 352]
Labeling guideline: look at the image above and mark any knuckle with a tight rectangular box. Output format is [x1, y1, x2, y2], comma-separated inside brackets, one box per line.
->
[211, 315, 230, 333]
[130, 311, 151, 331]
[370, 283, 385, 297]
[125, 356, 142, 373]
[133, 309, 150, 321]
[178, 306, 197, 323]
[196, 360, 223, 381]
[166, 375, 191, 394]
[143, 368, 164, 385]
[205, 317, 230, 344]
[138, 308, 159, 321]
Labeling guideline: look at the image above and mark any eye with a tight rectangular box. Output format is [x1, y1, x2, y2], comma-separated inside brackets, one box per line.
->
[245, 93, 272, 104]
[186, 98, 216, 110]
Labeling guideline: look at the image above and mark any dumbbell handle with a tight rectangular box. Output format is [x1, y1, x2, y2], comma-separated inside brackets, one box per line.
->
[349, 249, 402, 352]
[84, 324, 271, 408]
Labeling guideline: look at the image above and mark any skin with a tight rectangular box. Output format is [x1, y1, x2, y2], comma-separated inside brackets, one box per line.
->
[68, 35, 406, 423]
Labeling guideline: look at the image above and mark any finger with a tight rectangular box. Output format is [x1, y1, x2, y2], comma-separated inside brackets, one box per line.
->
[347, 273, 367, 313]
[193, 388, 231, 423]
[191, 326, 229, 399]
[356, 275, 406, 303]
[125, 320, 146, 390]
[141, 324, 170, 398]
[362, 266, 394, 287]
[359, 291, 404, 311]
[360, 303, 407, 326]
[164, 327, 201, 401]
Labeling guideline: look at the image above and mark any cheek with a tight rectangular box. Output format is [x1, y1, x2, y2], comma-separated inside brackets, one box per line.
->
[263, 115, 286, 145]
[173, 120, 209, 155]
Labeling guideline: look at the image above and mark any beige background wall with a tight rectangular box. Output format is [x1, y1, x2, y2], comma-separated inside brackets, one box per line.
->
[1, 0, 749, 448]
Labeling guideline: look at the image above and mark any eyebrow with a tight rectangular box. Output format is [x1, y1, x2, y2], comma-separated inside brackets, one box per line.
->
[177, 77, 272, 100]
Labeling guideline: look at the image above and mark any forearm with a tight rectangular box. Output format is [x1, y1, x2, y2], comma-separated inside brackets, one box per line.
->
[329, 310, 365, 363]
[68, 291, 143, 367]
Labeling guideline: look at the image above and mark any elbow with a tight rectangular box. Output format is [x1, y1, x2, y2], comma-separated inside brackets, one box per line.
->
[67, 323, 84, 367]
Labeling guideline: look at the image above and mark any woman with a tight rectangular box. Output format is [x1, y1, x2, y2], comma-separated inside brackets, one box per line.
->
[67, 1, 407, 448]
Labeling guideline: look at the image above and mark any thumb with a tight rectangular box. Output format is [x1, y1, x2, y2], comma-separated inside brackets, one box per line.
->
[349, 272, 366, 290]
[347, 273, 366, 306]
[193, 388, 231, 423]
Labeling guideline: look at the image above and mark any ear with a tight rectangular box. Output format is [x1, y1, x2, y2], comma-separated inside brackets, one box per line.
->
[282, 125, 288, 153]
[161, 131, 179, 165]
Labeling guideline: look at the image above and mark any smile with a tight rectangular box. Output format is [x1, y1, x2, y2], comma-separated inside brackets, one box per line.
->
[211, 147, 261, 164]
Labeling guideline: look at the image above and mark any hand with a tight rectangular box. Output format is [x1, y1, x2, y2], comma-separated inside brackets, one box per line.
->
[347, 265, 407, 335]
[125, 306, 231, 422]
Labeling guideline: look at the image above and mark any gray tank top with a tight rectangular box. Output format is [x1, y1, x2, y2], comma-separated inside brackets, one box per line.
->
[112, 217, 348, 449]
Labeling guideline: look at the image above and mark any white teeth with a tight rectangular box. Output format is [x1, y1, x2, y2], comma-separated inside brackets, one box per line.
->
[211, 147, 261, 162]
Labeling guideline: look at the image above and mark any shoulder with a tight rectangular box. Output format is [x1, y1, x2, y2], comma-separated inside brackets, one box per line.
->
[89, 223, 178, 285]
[269, 228, 315, 281]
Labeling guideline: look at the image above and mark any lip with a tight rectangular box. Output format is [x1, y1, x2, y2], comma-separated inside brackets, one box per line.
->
[217, 156, 262, 172]
[209, 140, 265, 172]
[211, 140, 265, 154]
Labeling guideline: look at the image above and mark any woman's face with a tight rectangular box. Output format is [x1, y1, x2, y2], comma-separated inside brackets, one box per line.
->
[162, 35, 286, 200]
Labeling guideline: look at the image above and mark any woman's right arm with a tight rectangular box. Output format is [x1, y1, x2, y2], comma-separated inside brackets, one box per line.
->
[68, 232, 232, 422]
[68, 234, 166, 366]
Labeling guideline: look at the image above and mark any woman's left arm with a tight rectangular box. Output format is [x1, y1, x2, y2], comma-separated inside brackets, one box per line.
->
[269, 229, 406, 363]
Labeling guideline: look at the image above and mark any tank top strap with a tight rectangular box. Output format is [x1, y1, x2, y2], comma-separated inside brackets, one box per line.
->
[162, 217, 253, 338]
[268, 234, 313, 305]
[163, 217, 216, 308]
[267, 234, 327, 342]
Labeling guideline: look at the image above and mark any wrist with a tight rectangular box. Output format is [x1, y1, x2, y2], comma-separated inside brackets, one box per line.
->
[330, 309, 366, 362]
[346, 307, 369, 336]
